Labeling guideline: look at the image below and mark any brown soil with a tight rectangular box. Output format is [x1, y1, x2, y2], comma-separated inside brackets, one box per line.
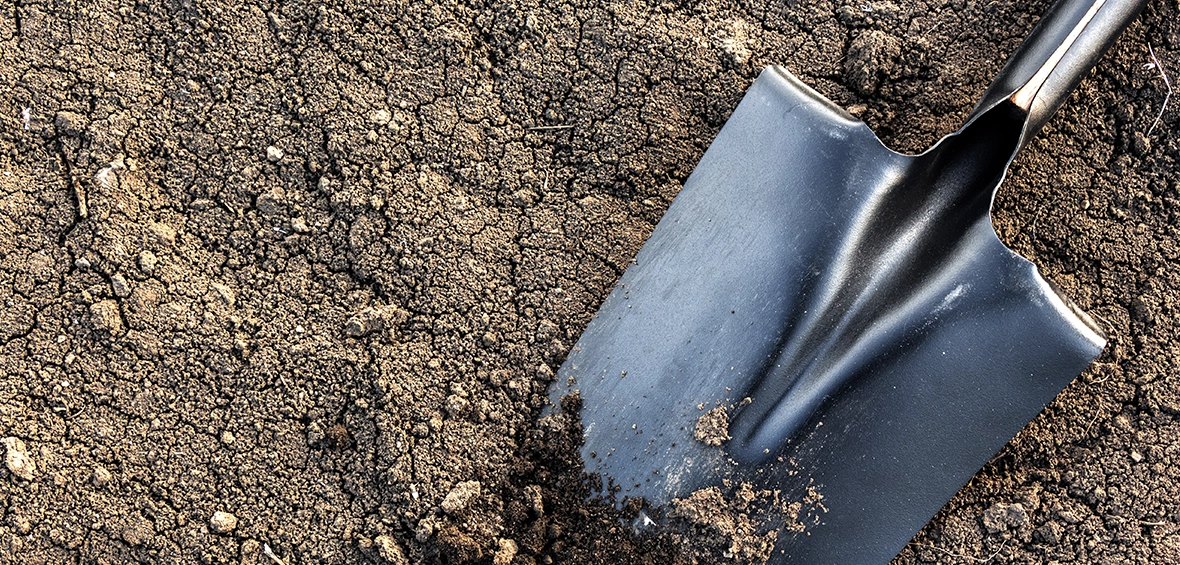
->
[0, 0, 1177, 564]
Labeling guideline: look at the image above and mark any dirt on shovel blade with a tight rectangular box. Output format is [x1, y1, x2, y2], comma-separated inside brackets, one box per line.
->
[1, 0, 1177, 564]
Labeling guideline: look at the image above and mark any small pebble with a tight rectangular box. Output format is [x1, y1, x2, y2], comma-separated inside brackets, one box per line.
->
[221, 431, 235, 445]
[369, 109, 392, 125]
[445, 395, 470, 417]
[138, 250, 157, 274]
[2, 437, 36, 481]
[441, 481, 481, 514]
[494, 538, 519, 565]
[375, 534, 408, 564]
[210, 511, 238, 534]
[266, 146, 284, 162]
[75, 257, 91, 270]
[111, 273, 131, 298]
[92, 465, 113, 487]
[523, 485, 544, 516]
[290, 217, 309, 233]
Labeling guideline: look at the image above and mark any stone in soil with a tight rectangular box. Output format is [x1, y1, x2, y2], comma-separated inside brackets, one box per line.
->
[2, 437, 36, 481]
[441, 480, 481, 514]
[374, 534, 408, 564]
[210, 511, 238, 534]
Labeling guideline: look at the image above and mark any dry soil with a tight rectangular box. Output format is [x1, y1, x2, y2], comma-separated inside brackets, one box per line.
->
[1, 0, 1178, 563]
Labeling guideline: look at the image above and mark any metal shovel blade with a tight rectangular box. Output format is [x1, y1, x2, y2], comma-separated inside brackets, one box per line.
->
[551, 68, 1105, 563]
[548, 0, 1147, 561]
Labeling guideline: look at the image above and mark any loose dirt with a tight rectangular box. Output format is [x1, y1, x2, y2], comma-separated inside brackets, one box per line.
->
[0, 0, 1177, 564]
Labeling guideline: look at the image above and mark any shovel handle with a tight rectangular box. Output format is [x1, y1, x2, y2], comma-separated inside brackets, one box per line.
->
[968, 0, 1148, 140]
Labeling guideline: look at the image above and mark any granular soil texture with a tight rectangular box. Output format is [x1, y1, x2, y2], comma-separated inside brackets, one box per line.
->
[1, 0, 1178, 563]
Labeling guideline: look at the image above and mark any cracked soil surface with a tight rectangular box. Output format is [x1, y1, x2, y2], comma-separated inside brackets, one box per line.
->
[1, 0, 1179, 563]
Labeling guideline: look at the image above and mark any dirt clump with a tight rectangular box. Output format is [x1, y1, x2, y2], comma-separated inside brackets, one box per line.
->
[2, 437, 36, 481]
[845, 30, 904, 95]
[669, 484, 779, 564]
[695, 405, 732, 446]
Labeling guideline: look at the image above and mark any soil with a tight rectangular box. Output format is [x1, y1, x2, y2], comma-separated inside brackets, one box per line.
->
[0, 0, 1177, 564]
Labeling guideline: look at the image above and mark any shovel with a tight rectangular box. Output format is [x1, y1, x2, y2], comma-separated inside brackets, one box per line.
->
[548, 0, 1148, 562]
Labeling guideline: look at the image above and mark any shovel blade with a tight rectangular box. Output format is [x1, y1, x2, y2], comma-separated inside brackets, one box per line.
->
[551, 67, 1104, 563]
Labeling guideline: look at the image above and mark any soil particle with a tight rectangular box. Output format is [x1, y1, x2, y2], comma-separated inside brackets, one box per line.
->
[110, 273, 131, 298]
[88, 299, 122, 333]
[121, 515, 154, 547]
[437, 525, 483, 563]
[241, 540, 262, 562]
[210, 282, 235, 307]
[53, 111, 87, 137]
[442, 480, 482, 515]
[982, 501, 1030, 534]
[695, 405, 732, 446]
[845, 30, 903, 95]
[290, 216, 310, 233]
[326, 423, 352, 448]
[524, 484, 545, 515]
[210, 511, 239, 534]
[147, 222, 176, 247]
[370, 109, 393, 126]
[375, 534, 409, 564]
[344, 305, 407, 337]
[255, 187, 286, 216]
[137, 250, 157, 274]
[91, 465, 112, 488]
[494, 538, 519, 565]
[446, 394, 472, 418]
[2, 437, 36, 481]
[1034, 520, 1063, 545]
[669, 486, 778, 564]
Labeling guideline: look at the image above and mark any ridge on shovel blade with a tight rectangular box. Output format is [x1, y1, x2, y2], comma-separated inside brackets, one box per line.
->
[547, 0, 1146, 562]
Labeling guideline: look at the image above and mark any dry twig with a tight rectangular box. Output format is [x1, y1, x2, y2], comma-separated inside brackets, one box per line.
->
[262, 543, 289, 565]
[909, 538, 1010, 563]
[1146, 44, 1172, 137]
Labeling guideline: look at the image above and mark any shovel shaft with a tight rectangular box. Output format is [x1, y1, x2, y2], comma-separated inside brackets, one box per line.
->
[970, 0, 1148, 140]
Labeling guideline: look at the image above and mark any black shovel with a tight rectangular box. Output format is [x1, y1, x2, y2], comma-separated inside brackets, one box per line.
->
[547, 0, 1148, 562]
